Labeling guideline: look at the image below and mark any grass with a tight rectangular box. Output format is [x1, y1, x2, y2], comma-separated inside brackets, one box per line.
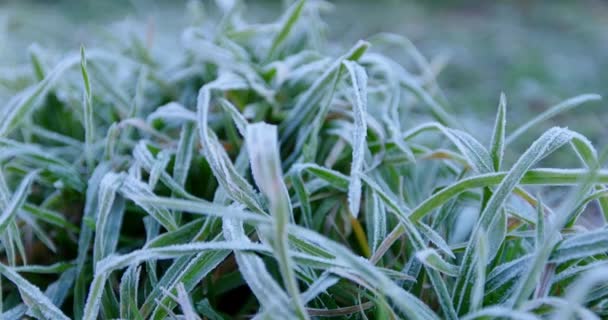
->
[1, 1, 608, 319]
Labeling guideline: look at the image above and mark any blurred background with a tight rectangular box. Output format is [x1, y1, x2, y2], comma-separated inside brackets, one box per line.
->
[1, 0, 607, 153]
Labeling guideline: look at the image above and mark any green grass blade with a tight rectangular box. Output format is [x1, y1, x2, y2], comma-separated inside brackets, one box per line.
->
[81, 46, 95, 172]
[267, 0, 306, 60]
[246, 122, 309, 319]
[343, 60, 368, 218]
[490, 93, 507, 171]
[0, 263, 70, 320]
[0, 171, 37, 235]
[506, 94, 601, 145]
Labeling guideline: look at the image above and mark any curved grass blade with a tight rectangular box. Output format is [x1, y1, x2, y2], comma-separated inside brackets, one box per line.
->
[0, 263, 70, 320]
[246, 123, 309, 319]
[506, 94, 601, 145]
[81, 46, 95, 172]
[267, 0, 306, 60]
[343, 60, 368, 218]
[454, 127, 573, 314]
[0, 171, 37, 235]
[416, 249, 459, 276]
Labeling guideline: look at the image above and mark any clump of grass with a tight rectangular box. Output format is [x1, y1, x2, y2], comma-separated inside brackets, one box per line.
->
[0, 1, 607, 319]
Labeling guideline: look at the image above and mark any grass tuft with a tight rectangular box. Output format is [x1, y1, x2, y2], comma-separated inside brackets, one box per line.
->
[0, 1, 607, 319]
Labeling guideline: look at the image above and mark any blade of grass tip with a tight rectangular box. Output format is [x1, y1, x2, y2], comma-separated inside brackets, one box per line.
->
[104, 122, 120, 161]
[173, 123, 196, 187]
[415, 249, 459, 276]
[81, 45, 95, 173]
[0, 263, 69, 320]
[343, 60, 368, 219]
[506, 94, 601, 145]
[172, 123, 196, 225]
[218, 98, 248, 137]
[267, 0, 306, 60]
[148, 150, 171, 190]
[246, 122, 309, 320]
[146, 102, 197, 124]
[490, 93, 507, 171]
[28, 43, 46, 81]
[0, 170, 37, 235]
[417, 222, 456, 259]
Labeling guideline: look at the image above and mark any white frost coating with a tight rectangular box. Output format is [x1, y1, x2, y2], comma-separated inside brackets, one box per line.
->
[196, 76, 264, 213]
[146, 102, 197, 124]
[415, 249, 459, 276]
[246, 122, 309, 320]
[223, 218, 296, 319]
[343, 60, 368, 218]
[402, 121, 494, 173]
[0, 263, 70, 320]
[0, 171, 37, 234]
[490, 93, 507, 171]
[418, 222, 456, 259]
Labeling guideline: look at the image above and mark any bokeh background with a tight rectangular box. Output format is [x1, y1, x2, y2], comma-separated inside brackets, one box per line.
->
[1, 0, 607, 154]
